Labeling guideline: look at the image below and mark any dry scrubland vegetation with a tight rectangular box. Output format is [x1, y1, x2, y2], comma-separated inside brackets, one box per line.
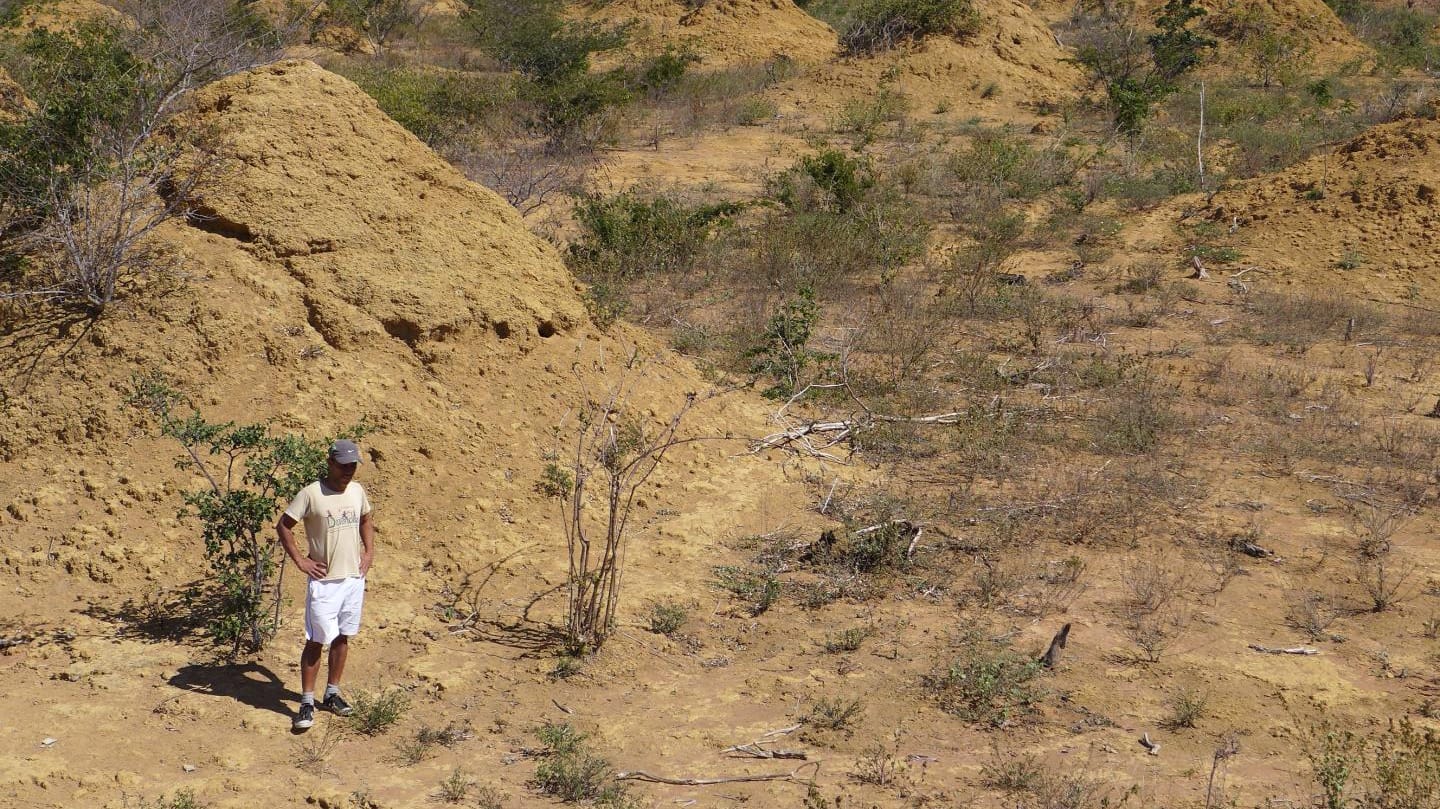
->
[5, 0, 1440, 807]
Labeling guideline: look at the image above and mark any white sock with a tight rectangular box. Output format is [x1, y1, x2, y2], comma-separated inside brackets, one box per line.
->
[301, 691, 315, 706]
[324, 684, 340, 698]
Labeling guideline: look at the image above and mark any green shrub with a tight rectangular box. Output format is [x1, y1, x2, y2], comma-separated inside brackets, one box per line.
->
[949, 130, 1071, 201]
[745, 286, 823, 399]
[775, 149, 874, 213]
[646, 600, 688, 636]
[923, 632, 1045, 726]
[568, 193, 738, 281]
[320, 0, 419, 47]
[746, 190, 929, 292]
[840, 0, 981, 55]
[467, 0, 633, 150]
[735, 95, 778, 125]
[565, 192, 737, 325]
[636, 47, 699, 95]
[334, 62, 513, 147]
[349, 686, 410, 736]
[468, 0, 626, 85]
[0, 22, 142, 229]
[1071, 0, 1215, 134]
[532, 723, 635, 805]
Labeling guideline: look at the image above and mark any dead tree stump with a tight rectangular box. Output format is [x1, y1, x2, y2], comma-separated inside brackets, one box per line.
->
[1040, 623, 1072, 669]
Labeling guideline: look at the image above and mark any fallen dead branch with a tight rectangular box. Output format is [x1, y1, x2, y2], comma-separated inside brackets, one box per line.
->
[722, 744, 807, 760]
[1248, 644, 1319, 656]
[616, 761, 820, 786]
[749, 374, 968, 460]
[0, 635, 32, 650]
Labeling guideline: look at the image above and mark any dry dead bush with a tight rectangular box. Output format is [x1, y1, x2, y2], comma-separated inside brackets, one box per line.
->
[1345, 497, 1415, 559]
[1121, 554, 1187, 619]
[1357, 554, 1417, 613]
[1246, 290, 1385, 349]
[1125, 605, 1190, 664]
[451, 133, 593, 216]
[1286, 589, 1340, 641]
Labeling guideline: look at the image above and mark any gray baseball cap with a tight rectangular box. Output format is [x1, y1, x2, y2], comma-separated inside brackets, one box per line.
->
[329, 439, 362, 464]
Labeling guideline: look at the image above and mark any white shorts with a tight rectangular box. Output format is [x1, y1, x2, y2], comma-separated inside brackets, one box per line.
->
[305, 577, 365, 644]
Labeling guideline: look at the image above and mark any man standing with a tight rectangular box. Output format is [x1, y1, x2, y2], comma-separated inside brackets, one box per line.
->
[276, 438, 375, 731]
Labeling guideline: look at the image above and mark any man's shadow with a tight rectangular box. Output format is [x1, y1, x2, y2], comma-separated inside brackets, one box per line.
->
[168, 662, 298, 723]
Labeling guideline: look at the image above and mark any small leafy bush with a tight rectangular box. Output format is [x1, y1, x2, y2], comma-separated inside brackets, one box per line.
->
[126, 373, 367, 656]
[349, 686, 410, 736]
[840, 0, 982, 55]
[532, 723, 636, 805]
[646, 600, 688, 636]
[714, 565, 782, 614]
[924, 632, 1045, 727]
[745, 286, 823, 399]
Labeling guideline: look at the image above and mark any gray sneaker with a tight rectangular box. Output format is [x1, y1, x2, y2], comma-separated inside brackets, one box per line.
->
[293, 702, 315, 731]
[322, 692, 354, 717]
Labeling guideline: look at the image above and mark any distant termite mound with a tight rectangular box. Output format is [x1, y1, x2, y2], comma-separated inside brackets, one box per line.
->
[182, 59, 587, 356]
[771, 0, 1083, 121]
[1205, 118, 1440, 303]
[588, 0, 838, 66]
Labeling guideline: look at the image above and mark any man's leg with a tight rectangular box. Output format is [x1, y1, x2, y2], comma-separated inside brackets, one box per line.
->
[327, 635, 349, 687]
[322, 635, 355, 715]
[294, 640, 324, 730]
[301, 640, 324, 693]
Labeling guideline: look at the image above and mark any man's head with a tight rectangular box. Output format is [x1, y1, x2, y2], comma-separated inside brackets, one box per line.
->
[326, 439, 362, 488]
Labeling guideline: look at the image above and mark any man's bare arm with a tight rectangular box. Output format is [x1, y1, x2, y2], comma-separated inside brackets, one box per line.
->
[277, 514, 326, 579]
[359, 512, 375, 576]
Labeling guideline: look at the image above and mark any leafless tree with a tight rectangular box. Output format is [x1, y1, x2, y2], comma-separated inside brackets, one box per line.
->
[549, 378, 702, 653]
[1, 0, 290, 316]
[453, 136, 595, 217]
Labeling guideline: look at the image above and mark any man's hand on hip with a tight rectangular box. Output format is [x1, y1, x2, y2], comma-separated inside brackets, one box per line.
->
[297, 557, 327, 579]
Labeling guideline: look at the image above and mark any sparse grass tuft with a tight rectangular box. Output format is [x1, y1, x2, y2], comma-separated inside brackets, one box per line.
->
[1162, 685, 1209, 729]
[436, 768, 475, 803]
[806, 696, 866, 732]
[821, 625, 872, 653]
[714, 565, 782, 615]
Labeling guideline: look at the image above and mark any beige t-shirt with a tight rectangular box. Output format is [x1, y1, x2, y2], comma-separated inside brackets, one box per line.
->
[283, 481, 371, 581]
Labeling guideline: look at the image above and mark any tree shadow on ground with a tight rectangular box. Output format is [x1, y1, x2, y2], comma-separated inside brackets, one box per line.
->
[80, 580, 215, 645]
[168, 662, 297, 721]
[0, 305, 96, 397]
[450, 582, 570, 658]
